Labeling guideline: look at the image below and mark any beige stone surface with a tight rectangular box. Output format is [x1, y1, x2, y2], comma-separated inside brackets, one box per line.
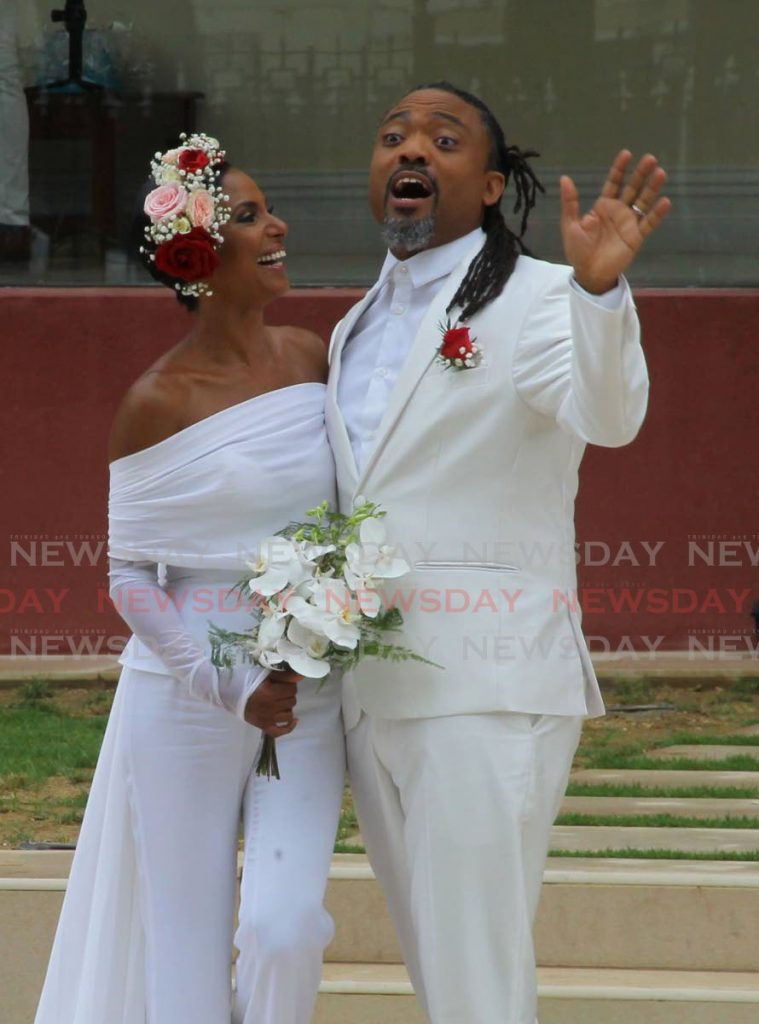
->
[1, 649, 756, 685]
[316, 966, 759, 1024]
[328, 860, 759, 971]
[571, 768, 759, 789]
[591, 652, 759, 678]
[6, 853, 759, 973]
[6, 851, 759, 1024]
[325, 875, 401, 963]
[561, 794, 759, 818]
[550, 824, 759, 854]
[649, 744, 759, 762]
[535, 881, 759, 971]
[0, 890, 62, 1024]
[0, 655, 120, 683]
[0, 849, 74, 878]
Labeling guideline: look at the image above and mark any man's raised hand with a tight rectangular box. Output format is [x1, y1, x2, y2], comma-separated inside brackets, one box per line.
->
[560, 150, 671, 294]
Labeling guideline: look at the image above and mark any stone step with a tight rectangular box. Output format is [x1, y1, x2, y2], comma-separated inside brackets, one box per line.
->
[5, 855, 759, 1022]
[570, 768, 759, 790]
[551, 825, 759, 854]
[561, 794, 759, 819]
[648, 744, 759, 762]
[324, 856, 759, 971]
[4, 854, 759, 973]
[351, 823, 759, 855]
[315, 964, 759, 1024]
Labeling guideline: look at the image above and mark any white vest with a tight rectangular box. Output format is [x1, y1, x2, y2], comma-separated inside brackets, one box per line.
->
[327, 242, 647, 725]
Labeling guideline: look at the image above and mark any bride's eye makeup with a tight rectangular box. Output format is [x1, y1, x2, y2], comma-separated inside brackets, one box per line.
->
[232, 200, 275, 224]
[235, 203, 258, 223]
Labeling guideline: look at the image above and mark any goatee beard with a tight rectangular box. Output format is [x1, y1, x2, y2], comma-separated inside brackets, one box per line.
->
[381, 214, 437, 254]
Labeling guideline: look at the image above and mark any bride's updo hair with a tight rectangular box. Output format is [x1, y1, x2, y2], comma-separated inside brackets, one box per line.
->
[132, 133, 232, 312]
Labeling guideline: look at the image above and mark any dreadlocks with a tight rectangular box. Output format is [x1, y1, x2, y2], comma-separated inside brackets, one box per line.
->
[411, 81, 544, 322]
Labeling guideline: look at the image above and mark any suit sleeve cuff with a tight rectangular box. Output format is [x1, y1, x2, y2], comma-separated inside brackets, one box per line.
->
[570, 276, 627, 311]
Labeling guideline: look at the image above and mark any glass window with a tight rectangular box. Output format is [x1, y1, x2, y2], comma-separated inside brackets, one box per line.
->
[1, 0, 756, 287]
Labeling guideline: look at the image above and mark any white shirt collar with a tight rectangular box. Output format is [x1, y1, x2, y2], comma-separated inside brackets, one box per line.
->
[377, 227, 486, 290]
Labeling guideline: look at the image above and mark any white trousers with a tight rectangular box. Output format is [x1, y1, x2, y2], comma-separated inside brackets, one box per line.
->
[347, 710, 582, 1024]
[121, 667, 344, 1024]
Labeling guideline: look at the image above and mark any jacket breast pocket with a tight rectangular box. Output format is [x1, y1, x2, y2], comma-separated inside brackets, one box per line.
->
[414, 560, 520, 574]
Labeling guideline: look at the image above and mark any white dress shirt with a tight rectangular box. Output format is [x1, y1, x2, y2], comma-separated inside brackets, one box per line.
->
[337, 228, 624, 472]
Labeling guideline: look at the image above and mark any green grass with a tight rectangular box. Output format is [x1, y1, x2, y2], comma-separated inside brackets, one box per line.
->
[566, 783, 759, 798]
[556, 813, 759, 830]
[0, 703, 108, 782]
[336, 797, 359, 845]
[728, 678, 759, 695]
[334, 840, 366, 854]
[551, 848, 759, 862]
[600, 679, 660, 704]
[17, 678, 54, 705]
[2, 677, 758, 850]
[589, 755, 759, 772]
[649, 734, 759, 747]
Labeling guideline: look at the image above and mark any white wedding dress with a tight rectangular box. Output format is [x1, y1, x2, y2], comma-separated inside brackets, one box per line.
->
[35, 382, 346, 1024]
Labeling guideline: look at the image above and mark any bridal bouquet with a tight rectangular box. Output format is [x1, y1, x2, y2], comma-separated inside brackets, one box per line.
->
[209, 500, 436, 778]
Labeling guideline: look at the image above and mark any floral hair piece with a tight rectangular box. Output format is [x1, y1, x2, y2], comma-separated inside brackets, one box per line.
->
[140, 132, 231, 298]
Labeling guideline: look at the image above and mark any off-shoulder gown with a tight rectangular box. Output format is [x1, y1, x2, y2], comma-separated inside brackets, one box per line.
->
[34, 383, 346, 1024]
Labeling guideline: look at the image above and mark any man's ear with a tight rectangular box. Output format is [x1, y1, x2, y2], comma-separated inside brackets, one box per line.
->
[483, 170, 506, 208]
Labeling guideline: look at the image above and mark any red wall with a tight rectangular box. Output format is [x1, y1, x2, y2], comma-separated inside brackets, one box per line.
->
[2, 286, 758, 659]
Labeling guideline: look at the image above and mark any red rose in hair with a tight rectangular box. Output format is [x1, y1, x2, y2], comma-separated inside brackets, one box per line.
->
[440, 325, 473, 360]
[154, 228, 219, 283]
[178, 148, 210, 173]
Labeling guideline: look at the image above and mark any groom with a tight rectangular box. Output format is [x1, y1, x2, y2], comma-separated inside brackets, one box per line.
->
[325, 81, 669, 1023]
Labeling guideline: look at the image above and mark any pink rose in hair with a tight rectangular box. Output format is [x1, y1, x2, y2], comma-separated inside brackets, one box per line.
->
[186, 189, 216, 231]
[144, 183, 188, 223]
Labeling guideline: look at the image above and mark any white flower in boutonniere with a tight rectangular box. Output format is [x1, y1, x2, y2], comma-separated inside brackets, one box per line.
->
[436, 318, 483, 371]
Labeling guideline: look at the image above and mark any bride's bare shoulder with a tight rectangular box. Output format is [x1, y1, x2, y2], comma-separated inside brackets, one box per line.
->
[274, 325, 328, 381]
[108, 365, 190, 463]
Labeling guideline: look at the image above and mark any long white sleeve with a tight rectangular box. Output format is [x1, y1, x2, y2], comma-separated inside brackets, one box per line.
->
[109, 558, 268, 720]
[513, 269, 648, 447]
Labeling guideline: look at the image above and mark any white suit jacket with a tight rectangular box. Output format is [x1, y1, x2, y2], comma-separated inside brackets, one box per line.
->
[326, 239, 648, 726]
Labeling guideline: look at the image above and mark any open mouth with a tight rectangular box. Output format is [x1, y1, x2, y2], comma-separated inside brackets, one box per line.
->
[257, 249, 287, 269]
[387, 171, 436, 211]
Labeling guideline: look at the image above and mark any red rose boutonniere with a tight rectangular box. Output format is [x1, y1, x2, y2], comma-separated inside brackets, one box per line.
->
[436, 318, 483, 371]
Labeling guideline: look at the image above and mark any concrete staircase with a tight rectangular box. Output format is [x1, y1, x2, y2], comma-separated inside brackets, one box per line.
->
[4, 844, 759, 1023]
[3, 665, 758, 1022]
[316, 851, 759, 1023]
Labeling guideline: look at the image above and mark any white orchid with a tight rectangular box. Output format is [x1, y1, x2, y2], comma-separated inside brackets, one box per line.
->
[288, 580, 361, 649]
[340, 566, 382, 618]
[275, 619, 331, 678]
[245, 612, 287, 669]
[246, 537, 317, 597]
[345, 516, 409, 587]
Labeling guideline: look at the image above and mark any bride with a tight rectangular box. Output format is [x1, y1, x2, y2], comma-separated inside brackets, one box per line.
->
[35, 134, 346, 1024]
